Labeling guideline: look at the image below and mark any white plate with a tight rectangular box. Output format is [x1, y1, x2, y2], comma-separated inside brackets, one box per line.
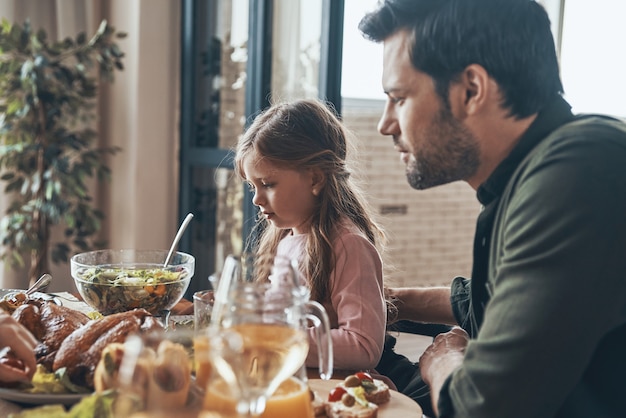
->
[0, 289, 62, 306]
[0, 387, 87, 406]
[308, 379, 423, 418]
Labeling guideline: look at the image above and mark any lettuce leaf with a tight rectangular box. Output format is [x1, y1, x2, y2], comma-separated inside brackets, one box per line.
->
[67, 390, 116, 418]
[55, 368, 91, 394]
[8, 390, 116, 418]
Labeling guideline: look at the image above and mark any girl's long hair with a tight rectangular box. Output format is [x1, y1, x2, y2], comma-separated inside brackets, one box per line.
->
[235, 99, 385, 303]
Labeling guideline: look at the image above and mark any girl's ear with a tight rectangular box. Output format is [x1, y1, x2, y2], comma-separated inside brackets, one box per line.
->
[310, 168, 326, 196]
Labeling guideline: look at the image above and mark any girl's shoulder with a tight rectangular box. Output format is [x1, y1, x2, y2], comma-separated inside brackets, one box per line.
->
[332, 218, 366, 238]
[332, 218, 376, 250]
[331, 219, 383, 273]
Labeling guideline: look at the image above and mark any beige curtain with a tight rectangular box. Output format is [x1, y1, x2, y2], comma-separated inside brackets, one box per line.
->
[0, 0, 180, 292]
[0, 0, 99, 37]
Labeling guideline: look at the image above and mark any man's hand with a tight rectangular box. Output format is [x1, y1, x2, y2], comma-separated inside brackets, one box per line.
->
[419, 326, 469, 415]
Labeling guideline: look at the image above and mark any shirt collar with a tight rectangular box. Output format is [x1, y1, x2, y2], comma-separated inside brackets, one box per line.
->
[476, 96, 575, 205]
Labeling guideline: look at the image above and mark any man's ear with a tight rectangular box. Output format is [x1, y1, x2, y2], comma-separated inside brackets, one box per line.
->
[310, 168, 326, 196]
[451, 64, 491, 116]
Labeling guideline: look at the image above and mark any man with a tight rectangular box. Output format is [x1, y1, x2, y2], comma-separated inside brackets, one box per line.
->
[359, 0, 626, 417]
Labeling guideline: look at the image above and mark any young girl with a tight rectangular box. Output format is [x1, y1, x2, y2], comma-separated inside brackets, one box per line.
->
[234, 99, 387, 372]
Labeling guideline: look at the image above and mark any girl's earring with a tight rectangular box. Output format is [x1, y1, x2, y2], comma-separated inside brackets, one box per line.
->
[312, 188, 319, 196]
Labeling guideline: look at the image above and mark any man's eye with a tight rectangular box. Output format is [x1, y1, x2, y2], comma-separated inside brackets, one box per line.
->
[246, 183, 255, 192]
[262, 183, 274, 189]
[389, 96, 404, 104]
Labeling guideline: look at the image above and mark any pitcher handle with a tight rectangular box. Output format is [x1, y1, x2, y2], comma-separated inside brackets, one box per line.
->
[306, 300, 333, 380]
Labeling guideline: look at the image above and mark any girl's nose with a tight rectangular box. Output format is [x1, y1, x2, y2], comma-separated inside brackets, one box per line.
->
[251, 189, 263, 206]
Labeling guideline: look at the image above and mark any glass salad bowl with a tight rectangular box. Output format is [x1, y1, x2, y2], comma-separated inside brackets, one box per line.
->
[70, 249, 194, 316]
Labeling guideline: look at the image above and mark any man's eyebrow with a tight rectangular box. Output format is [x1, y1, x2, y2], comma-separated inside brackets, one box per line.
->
[383, 86, 403, 95]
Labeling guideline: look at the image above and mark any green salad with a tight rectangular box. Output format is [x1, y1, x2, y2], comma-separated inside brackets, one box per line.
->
[75, 266, 190, 315]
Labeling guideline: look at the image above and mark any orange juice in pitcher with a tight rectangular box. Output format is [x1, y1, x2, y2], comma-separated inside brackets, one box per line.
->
[203, 376, 314, 418]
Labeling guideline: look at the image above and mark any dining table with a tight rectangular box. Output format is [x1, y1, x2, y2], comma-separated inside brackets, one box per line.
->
[1, 379, 425, 418]
[0, 292, 194, 417]
[0, 399, 21, 418]
[0, 294, 426, 418]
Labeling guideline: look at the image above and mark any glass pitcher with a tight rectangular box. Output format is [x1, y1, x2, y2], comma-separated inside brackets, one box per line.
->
[204, 254, 333, 417]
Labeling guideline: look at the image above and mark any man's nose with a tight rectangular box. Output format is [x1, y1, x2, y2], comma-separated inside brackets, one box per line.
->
[377, 104, 397, 136]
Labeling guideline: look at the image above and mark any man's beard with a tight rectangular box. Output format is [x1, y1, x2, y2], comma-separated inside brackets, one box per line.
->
[406, 107, 480, 190]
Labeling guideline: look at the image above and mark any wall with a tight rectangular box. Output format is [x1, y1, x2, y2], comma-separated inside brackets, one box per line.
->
[342, 99, 479, 288]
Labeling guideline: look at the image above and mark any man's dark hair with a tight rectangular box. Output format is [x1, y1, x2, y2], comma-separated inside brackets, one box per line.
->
[359, 0, 564, 118]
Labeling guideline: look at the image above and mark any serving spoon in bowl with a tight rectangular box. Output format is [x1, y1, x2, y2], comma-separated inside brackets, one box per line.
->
[1, 273, 55, 309]
[163, 213, 194, 267]
[160, 213, 194, 329]
[26, 273, 52, 295]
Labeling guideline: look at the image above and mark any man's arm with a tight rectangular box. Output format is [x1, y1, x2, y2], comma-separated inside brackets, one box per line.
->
[387, 286, 456, 325]
[434, 125, 626, 417]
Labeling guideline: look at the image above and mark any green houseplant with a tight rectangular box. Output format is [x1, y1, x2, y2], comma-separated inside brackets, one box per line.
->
[0, 19, 125, 284]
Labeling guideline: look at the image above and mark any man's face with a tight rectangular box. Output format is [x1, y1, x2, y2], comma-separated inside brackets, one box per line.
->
[378, 30, 480, 190]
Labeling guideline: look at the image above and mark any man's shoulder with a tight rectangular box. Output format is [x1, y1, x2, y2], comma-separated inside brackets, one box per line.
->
[528, 113, 626, 164]
[551, 114, 626, 143]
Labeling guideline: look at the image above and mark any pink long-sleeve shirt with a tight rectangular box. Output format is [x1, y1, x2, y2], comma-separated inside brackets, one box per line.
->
[275, 220, 386, 372]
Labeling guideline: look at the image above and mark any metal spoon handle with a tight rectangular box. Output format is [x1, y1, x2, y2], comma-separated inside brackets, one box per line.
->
[164, 213, 194, 267]
[26, 273, 52, 295]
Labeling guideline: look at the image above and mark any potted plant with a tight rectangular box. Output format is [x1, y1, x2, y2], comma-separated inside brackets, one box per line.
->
[0, 19, 125, 284]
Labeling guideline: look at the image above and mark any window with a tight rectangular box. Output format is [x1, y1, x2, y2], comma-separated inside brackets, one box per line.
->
[180, 0, 339, 294]
[559, 0, 626, 117]
[341, 0, 384, 101]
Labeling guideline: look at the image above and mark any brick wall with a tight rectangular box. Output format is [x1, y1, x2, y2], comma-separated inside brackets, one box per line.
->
[342, 98, 480, 288]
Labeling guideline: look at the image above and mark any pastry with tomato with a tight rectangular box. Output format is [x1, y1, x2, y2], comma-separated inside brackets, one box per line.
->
[325, 383, 378, 418]
[339, 372, 390, 405]
[311, 388, 327, 416]
[325, 372, 390, 418]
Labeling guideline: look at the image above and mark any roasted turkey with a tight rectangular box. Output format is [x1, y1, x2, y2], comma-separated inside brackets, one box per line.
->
[11, 300, 90, 370]
[53, 308, 163, 389]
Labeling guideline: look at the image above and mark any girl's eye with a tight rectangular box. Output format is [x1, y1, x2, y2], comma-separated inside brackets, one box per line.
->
[389, 96, 404, 105]
[246, 182, 255, 192]
[261, 183, 274, 189]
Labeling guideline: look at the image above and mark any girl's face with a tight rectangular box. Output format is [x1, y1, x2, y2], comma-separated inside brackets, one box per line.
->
[242, 154, 319, 235]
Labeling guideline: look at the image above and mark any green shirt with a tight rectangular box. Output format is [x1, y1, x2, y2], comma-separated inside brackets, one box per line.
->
[441, 97, 626, 417]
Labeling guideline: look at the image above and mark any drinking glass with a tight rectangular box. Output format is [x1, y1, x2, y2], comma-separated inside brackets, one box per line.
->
[109, 328, 204, 417]
[193, 289, 215, 390]
[193, 289, 215, 332]
[205, 254, 332, 417]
